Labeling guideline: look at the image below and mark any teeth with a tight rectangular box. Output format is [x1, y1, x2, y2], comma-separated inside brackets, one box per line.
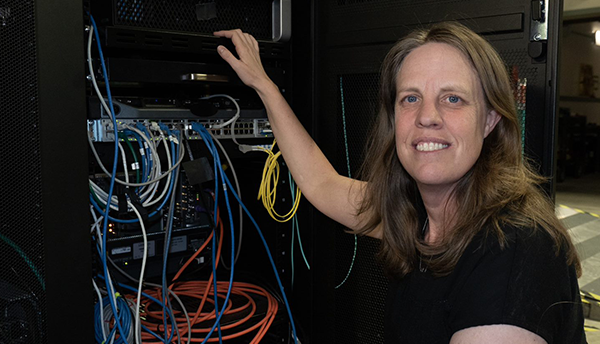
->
[416, 142, 448, 152]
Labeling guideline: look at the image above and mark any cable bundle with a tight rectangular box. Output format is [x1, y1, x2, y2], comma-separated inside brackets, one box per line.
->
[140, 281, 278, 343]
[87, 14, 301, 344]
[257, 140, 302, 222]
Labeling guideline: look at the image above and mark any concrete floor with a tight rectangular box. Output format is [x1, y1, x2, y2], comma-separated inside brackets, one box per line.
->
[556, 172, 600, 343]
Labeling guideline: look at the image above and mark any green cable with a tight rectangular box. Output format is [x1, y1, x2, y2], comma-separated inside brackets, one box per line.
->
[90, 185, 106, 211]
[295, 208, 309, 269]
[118, 132, 140, 183]
[289, 171, 311, 289]
[289, 172, 310, 280]
[335, 76, 358, 289]
[0, 233, 45, 290]
[291, 194, 296, 288]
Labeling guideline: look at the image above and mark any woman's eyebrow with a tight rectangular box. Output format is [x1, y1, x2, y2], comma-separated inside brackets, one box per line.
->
[439, 84, 470, 94]
[396, 86, 421, 94]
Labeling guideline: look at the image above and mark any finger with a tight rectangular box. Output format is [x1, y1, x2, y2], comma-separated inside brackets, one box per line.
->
[213, 30, 236, 38]
[243, 33, 259, 51]
[229, 29, 253, 53]
[249, 35, 259, 51]
[214, 29, 246, 45]
[216, 45, 241, 69]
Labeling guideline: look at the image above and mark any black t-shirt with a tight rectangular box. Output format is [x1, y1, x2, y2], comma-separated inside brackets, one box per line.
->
[385, 225, 586, 344]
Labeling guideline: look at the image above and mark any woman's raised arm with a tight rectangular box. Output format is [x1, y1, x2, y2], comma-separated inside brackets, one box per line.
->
[213, 29, 378, 237]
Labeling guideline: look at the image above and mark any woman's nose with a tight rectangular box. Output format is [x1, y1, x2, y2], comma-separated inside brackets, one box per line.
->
[415, 99, 442, 128]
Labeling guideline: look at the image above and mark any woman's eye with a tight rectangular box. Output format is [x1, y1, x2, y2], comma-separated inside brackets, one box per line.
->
[447, 95, 461, 104]
[405, 95, 418, 103]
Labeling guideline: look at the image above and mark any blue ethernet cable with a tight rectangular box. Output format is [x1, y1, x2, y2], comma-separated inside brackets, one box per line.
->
[223, 172, 299, 344]
[89, 14, 130, 344]
[94, 295, 132, 344]
[194, 123, 299, 343]
[191, 123, 225, 342]
[89, 153, 177, 224]
[191, 123, 237, 344]
[191, 123, 299, 343]
[160, 126, 179, 344]
[95, 275, 178, 343]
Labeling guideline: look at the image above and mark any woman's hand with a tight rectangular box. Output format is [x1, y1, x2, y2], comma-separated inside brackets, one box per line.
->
[213, 29, 274, 92]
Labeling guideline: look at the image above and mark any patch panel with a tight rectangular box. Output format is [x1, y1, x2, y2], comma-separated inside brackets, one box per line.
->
[88, 118, 273, 142]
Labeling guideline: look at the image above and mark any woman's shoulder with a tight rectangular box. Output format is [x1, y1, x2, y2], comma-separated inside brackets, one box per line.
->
[472, 222, 561, 260]
[450, 223, 584, 343]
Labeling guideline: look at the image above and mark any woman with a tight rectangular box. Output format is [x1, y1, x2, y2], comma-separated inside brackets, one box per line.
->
[214, 22, 585, 343]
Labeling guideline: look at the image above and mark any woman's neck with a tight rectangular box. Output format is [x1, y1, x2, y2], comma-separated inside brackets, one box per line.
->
[418, 183, 458, 244]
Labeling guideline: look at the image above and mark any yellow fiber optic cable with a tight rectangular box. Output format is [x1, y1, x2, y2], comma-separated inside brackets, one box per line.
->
[257, 140, 301, 222]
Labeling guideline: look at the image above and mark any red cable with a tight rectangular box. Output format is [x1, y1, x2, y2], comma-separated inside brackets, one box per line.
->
[124, 206, 280, 343]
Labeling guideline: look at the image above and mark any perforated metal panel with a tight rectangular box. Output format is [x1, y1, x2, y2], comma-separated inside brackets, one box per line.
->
[336, 73, 379, 177]
[0, 2, 46, 343]
[332, 72, 386, 344]
[335, 234, 388, 344]
[110, 0, 273, 40]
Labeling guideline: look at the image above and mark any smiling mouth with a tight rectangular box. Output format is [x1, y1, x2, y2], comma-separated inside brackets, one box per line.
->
[416, 142, 449, 152]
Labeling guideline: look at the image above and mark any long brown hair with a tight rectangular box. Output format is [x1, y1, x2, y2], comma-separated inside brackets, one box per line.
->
[355, 21, 581, 277]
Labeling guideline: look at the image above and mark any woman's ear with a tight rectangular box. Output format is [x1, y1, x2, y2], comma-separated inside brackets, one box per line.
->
[484, 109, 501, 138]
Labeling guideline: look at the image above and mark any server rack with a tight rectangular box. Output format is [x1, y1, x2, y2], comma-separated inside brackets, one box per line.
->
[85, 1, 313, 343]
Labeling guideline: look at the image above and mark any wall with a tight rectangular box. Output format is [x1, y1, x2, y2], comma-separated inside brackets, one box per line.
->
[564, 0, 600, 17]
[560, 22, 600, 124]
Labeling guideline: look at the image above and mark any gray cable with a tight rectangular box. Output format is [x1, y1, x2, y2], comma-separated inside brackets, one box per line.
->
[106, 256, 191, 344]
[162, 168, 182, 344]
[209, 133, 244, 267]
[204, 94, 240, 129]
[87, 130, 185, 187]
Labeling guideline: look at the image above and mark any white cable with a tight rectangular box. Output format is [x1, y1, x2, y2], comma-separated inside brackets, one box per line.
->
[125, 127, 160, 202]
[90, 181, 120, 211]
[128, 200, 147, 344]
[100, 295, 133, 344]
[92, 278, 107, 342]
[204, 94, 240, 129]
[90, 203, 120, 344]
[118, 142, 130, 185]
[105, 255, 192, 344]
[87, 26, 140, 344]
[90, 205, 104, 234]
[87, 35, 181, 191]
[230, 116, 242, 146]
[209, 133, 244, 267]
[104, 269, 119, 344]
[91, 201, 146, 344]
[87, 131, 185, 187]
[90, 133, 184, 213]
[142, 133, 173, 207]
[87, 25, 114, 122]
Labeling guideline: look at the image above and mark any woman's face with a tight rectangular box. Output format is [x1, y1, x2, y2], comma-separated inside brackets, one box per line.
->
[394, 42, 500, 194]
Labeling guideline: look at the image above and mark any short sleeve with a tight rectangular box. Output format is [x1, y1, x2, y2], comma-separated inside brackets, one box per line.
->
[447, 226, 586, 344]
